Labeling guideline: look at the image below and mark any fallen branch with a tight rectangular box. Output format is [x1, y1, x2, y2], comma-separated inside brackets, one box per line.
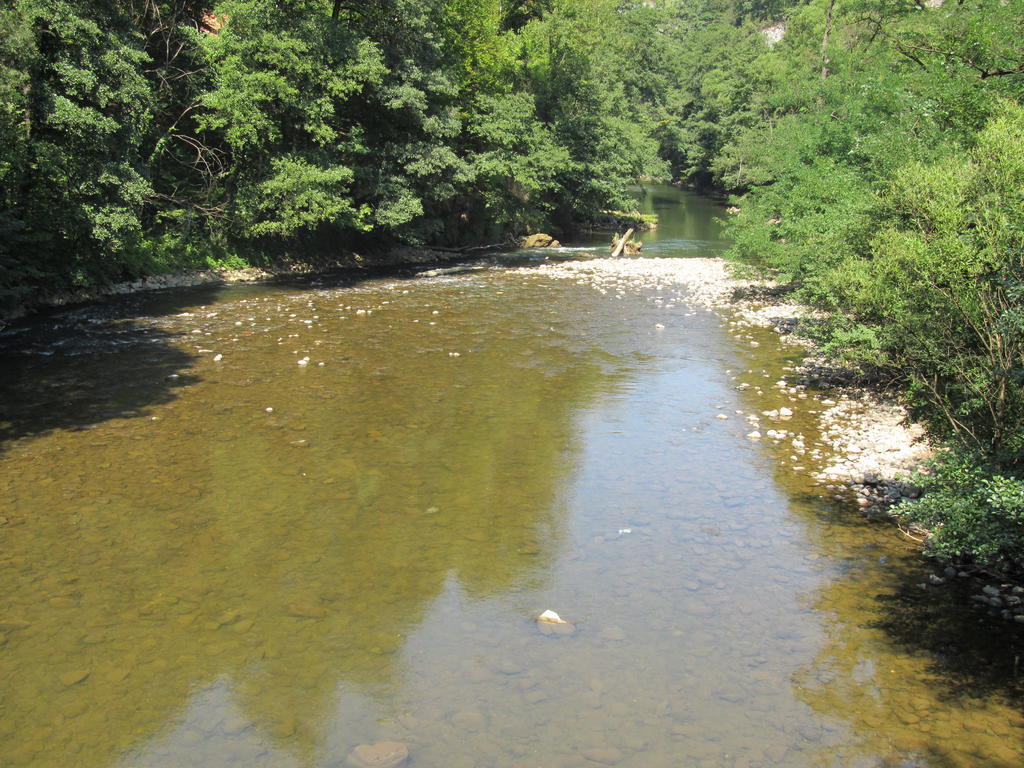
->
[610, 228, 635, 258]
[426, 241, 509, 254]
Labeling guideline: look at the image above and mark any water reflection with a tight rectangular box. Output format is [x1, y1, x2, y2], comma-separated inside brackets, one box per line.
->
[0, 276, 629, 767]
[2, 228, 1022, 768]
[0, 286, 223, 451]
[724, 320, 1024, 767]
[628, 185, 730, 255]
[554, 183, 729, 258]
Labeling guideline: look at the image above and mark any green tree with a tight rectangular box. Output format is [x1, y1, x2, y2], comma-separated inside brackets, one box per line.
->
[1, 0, 154, 305]
[854, 102, 1024, 459]
[198, 0, 383, 243]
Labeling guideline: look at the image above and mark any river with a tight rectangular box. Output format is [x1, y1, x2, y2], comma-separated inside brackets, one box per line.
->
[0, 186, 1020, 767]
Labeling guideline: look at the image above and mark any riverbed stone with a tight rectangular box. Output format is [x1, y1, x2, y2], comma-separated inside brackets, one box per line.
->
[497, 659, 523, 675]
[59, 669, 90, 687]
[600, 625, 626, 641]
[345, 741, 409, 768]
[581, 747, 624, 765]
[524, 689, 549, 704]
[537, 610, 576, 636]
[287, 601, 327, 619]
[451, 708, 486, 732]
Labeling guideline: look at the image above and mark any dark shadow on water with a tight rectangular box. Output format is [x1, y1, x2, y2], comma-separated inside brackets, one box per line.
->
[788, 489, 1024, 703]
[0, 251, 590, 455]
[786, 492, 1023, 766]
[870, 571, 1024, 702]
[0, 284, 226, 453]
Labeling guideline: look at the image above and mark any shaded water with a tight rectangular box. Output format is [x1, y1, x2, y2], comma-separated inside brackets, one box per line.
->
[554, 184, 729, 259]
[1, 187, 1021, 768]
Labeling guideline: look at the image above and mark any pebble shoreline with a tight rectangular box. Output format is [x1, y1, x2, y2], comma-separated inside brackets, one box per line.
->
[520, 257, 1024, 616]
[516, 256, 931, 513]
[0, 247, 461, 323]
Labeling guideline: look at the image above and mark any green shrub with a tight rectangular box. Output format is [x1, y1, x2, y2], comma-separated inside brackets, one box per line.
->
[898, 448, 1024, 575]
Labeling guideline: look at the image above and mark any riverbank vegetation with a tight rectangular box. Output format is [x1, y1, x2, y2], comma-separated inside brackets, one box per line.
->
[0, 0, 670, 312]
[1, 0, 1022, 574]
[672, 0, 1024, 577]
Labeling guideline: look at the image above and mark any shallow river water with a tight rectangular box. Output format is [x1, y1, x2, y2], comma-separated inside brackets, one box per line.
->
[1, 187, 1021, 768]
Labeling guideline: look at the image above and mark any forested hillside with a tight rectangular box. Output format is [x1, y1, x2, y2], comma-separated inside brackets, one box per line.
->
[0, 0, 674, 310]
[685, 0, 1024, 575]
[2, 0, 1023, 573]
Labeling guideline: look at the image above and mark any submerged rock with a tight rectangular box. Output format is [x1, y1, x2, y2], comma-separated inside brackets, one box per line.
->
[345, 741, 409, 768]
[59, 669, 90, 687]
[452, 708, 487, 731]
[537, 609, 576, 636]
[582, 746, 624, 765]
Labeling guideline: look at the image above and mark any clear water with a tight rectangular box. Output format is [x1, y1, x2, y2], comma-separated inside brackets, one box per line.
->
[0, 186, 1020, 768]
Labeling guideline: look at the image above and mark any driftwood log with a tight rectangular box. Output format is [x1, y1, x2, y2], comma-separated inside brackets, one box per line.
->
[609, 228, 635, 258]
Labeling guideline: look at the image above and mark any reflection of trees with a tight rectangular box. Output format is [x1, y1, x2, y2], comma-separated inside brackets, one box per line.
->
[631, 185, 727, 247]
[0, 278, 624, 768]
[0, 286, 224, 453]
[722, 328, 1024, 767]
[784, 499, 1024, 767]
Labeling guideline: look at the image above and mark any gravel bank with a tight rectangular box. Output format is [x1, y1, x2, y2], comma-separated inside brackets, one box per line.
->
[517, 256, 931, 513]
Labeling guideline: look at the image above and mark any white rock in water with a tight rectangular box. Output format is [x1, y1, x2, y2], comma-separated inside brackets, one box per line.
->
[537, 609, 576, 636]
[297, 357, 309, 366]
[213, 353, 223, 362]
[538, 609, 565, 624]
[747, 431, 761, 440]
[779, 407, 793, 417]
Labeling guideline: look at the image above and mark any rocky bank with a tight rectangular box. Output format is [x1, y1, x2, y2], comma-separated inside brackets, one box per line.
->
[516, 257, 932, 515]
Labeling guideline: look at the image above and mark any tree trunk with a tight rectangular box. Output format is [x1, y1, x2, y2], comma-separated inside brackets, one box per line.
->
[820, 0, 835, 79]
[610, 228, 635, 258]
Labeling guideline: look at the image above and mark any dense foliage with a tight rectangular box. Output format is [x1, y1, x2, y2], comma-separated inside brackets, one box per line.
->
[2, 0, 1023, 571]
[690, 0, 1024, 573]
[0, 0, 673, 309]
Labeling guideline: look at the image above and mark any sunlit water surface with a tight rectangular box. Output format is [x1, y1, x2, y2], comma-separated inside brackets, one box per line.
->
[1, 186, 1021, 768]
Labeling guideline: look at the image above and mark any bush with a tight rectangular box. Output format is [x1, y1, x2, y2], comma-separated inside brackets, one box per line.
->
[898, 448, 1024, 575]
